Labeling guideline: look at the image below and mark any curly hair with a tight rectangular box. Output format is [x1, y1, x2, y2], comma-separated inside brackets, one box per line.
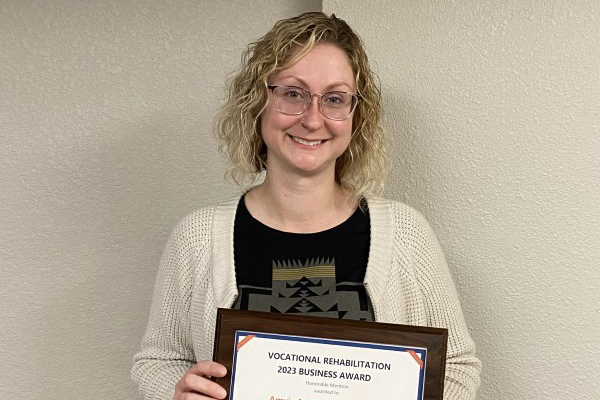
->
[214, 12, 388, 199]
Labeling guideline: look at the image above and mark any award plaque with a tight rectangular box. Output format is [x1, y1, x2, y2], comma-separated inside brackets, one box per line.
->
[212, 309, 448, 400]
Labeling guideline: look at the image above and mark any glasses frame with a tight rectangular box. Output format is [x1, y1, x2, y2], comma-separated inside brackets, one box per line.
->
[267, 85, 361, 121]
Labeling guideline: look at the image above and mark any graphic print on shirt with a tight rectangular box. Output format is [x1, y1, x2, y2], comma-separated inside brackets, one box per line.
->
[235, 257, 372, 321]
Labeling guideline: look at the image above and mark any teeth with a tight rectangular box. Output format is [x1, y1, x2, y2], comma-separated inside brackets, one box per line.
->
[292, 136, 322, 146]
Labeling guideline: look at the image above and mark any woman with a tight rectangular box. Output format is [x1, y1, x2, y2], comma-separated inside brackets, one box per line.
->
[132, 12, 481, 400]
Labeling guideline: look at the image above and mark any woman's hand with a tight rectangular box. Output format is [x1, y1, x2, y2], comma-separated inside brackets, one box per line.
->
[173, 361, 228, 399]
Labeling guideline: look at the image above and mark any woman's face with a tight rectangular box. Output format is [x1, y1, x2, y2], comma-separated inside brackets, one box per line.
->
[261, 43, 355, 179]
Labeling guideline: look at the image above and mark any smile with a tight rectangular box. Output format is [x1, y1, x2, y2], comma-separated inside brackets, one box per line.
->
[290, 135, 324, 146]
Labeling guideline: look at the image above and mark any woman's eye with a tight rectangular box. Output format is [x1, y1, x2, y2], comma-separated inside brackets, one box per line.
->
[284, 89, 304, 99]
[324, 94, 346, 104]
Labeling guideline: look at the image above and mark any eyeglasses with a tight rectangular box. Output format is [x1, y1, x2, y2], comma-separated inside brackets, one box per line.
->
[267, 85, 361, 121]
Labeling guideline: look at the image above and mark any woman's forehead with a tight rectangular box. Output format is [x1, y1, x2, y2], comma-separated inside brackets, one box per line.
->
[270, 43, 355, 90]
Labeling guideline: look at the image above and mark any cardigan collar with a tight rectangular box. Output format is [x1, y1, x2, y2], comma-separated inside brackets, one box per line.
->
[210, 195, 394, 317]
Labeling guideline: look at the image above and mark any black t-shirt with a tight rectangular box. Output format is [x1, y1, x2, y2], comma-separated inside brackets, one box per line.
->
[232, 197, 374, 321]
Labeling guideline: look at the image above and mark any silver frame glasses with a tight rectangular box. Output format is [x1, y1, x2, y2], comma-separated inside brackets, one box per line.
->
[267, 85, 361, 121]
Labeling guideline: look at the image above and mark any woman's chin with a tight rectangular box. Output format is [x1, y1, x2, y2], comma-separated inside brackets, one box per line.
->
[288, 159, 334, 176]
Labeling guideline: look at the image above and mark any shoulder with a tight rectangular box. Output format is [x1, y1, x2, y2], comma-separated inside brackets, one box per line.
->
[169, 205, 216, 242]
[366, 197, 432, 232]
[366, 197, 441, 254]
[166, 196, 240, 249]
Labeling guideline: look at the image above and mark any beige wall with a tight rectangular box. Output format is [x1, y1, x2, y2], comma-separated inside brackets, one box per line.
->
[0, 1, 319, 398]
[2, 0, 599, 399]
[324, 0, 600, 399]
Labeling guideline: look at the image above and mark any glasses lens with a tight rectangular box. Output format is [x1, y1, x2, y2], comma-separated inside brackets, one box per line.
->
[272, 86, 309, 115]
[321, 92, 355, 120]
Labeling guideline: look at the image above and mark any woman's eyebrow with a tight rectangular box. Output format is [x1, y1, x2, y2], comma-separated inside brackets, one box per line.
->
[275, 75, 354, 92]
[275, 75, 309, 87]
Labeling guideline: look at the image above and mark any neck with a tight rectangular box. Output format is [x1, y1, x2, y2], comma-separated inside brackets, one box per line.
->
[245, 170, 356, 233]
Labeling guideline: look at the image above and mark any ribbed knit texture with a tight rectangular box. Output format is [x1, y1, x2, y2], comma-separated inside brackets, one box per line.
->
[132, 197, 481, 399]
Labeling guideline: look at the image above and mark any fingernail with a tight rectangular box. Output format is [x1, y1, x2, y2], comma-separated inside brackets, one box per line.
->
[218, 387, 227, 398]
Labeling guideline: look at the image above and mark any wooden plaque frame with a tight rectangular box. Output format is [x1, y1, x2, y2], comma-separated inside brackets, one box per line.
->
[212, 308, 448, 400]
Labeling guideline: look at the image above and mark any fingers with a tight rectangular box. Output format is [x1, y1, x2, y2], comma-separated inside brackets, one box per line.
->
[174, 361, 228, 400]
[189, 361, 227, 378]
[178, 374, 227, 399]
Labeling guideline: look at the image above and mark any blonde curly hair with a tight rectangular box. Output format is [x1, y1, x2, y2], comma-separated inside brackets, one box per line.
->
[214, 12, 387, 199]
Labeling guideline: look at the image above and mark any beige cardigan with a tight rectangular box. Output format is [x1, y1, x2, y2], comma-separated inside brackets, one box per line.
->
[132, 197, 481, 399]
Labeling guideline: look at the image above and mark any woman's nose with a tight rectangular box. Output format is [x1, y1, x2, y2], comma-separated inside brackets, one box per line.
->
[301, 96, 324, 129]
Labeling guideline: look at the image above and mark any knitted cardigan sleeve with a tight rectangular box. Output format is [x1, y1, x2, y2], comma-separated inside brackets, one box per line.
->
[393, 203, 481, 399]
[131, 208, 213, 399]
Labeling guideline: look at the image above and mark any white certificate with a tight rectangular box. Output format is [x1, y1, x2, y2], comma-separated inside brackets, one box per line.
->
[230, 330, 427, 400]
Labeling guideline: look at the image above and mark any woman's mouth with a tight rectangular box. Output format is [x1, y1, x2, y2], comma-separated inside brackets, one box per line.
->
[290, 135, 324, 146]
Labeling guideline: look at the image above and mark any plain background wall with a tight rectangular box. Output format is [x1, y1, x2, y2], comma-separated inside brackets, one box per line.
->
[324, 0, 600, 399]
[1, 0, 598, 399]
[0, 1, 319, 399]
